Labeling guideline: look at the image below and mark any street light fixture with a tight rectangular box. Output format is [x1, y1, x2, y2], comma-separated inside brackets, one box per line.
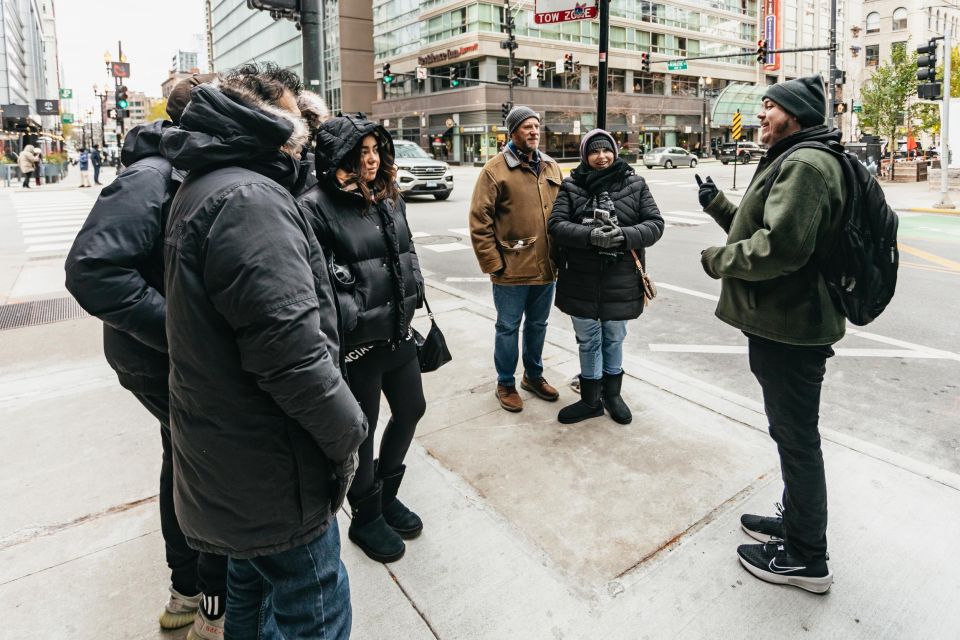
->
[699, 77, 714, 158]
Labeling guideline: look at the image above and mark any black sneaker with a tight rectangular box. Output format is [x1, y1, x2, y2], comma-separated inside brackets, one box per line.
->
[737, 542, 833, 594]
[740, 503, 785, 542]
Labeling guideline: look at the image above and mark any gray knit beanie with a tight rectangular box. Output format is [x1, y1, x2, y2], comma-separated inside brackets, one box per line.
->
[579, 128, 618, 163]
[762, 75, 826, 128]
[505, 106, 540, 135]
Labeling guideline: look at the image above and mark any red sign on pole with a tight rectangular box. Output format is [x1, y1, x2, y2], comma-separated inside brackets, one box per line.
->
[534, 0, 598, 24]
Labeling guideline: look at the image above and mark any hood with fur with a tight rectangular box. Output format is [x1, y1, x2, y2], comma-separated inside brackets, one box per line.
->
[314, 113, 394, 172]
[160, 81, 308, 172]
[121, 119, 169, 167]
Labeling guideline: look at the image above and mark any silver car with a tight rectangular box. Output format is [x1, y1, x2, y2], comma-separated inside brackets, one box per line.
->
[393, 140, 454, 201]
[643, 146, 698, 169]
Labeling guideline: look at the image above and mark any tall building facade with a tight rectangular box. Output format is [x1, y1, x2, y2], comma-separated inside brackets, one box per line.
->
[371, 0, 848, 163]
[172, 50, 200, 74]
[1, 0, 60, 149]
[208, 0, 375, 114]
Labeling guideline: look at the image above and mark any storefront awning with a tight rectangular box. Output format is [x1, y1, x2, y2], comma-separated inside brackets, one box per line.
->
[711, 83, 766, 128]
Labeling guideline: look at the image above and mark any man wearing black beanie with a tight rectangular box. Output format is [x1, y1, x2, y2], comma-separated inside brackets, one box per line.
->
[694, 74, 846, 594]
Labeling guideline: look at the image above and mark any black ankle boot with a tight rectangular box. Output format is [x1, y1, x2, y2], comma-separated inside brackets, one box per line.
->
[601, 371, 632, 424]
[378, 463, 423, 539]
[557, 376, 604, 424]
[348, 480, 405, 562]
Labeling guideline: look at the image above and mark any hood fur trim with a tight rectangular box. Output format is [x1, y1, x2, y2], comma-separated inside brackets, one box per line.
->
[297, 90, 330, 123]
[212, 77, 309, 152]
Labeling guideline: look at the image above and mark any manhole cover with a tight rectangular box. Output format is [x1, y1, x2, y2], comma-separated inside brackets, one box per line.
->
[416, 235, 461, 245]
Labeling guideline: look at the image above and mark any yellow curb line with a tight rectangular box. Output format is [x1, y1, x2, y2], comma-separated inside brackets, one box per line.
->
[904, 207, 960, 216]
[898, 242, 960, 272]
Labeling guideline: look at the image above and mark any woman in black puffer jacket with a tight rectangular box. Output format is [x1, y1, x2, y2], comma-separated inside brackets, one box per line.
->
[298, 114, 426, 564]
[548, 129, 664, 425]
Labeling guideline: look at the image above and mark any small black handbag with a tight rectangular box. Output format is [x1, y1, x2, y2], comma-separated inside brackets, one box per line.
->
[413, 294, 452, 373]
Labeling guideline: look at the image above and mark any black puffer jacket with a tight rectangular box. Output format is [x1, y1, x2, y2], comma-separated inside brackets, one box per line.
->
[548, 162, 664, 320]
[298, 116, 423, 349]
[161, 83, 366, 558]
[65, 120, 177, 394]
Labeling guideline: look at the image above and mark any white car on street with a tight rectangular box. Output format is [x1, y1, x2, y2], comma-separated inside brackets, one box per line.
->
[394, 140, 454, 201]
[643, 147, 698, 169]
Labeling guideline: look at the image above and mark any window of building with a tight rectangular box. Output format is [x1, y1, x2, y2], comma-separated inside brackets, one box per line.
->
[634, 72, 665, 94]
[865, 12, 880, 34]
[865, 44, 879, 66]
[892, 7, 907, 30]
[671, 76, 699, 96]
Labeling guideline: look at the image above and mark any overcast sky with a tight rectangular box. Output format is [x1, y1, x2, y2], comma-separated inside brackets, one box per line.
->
[55, 0, 207, 117]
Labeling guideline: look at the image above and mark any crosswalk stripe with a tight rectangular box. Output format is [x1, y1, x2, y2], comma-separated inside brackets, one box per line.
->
[21, 221, 86, 229]
[420, 243, 471, 253]
[661, 215, 707, 225]
[21, 233, 78, 243]
[448, 228, 470, 236]
[26, 242, 74, 253]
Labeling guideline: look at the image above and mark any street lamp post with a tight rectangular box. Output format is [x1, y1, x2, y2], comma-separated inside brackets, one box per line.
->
[93, 83, 108, 147]
[699, 77, 713, 158]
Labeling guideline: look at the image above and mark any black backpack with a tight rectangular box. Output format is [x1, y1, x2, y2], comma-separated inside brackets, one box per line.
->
[761, 140, 899, 326]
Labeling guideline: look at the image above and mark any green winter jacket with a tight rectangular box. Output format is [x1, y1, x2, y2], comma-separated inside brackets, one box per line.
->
[700, 127, 847, 346]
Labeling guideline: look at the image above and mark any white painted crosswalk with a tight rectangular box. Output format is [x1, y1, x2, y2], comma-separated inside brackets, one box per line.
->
[8, 191, 93, 257]
[661, 210, 711, 227]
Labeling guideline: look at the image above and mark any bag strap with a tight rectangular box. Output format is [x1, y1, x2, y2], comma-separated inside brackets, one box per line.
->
[630, 249, 647, 277]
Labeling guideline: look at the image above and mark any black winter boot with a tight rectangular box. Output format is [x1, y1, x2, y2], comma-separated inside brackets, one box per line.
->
[378, 463, 423, 539]
[348, 480, 405, 562]
[601, 371, 632, 424]
[557, 377, 604, 424]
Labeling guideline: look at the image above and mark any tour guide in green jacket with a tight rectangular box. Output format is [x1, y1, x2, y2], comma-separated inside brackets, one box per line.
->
[696, 75, 846, 595]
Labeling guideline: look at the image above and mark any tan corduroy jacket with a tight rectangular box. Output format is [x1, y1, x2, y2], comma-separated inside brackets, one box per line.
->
[469, 147, 563, 285]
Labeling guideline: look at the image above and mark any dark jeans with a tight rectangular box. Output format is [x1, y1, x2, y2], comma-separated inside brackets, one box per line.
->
[344, 338, 426, 497]
[492, 282, 555, 386]
[134, 392, 227, 599]
[226, 520, 351, 640]
[747, 335, 834, 562]
[93, 164, 101, 183]
[22, 171, 32, 187]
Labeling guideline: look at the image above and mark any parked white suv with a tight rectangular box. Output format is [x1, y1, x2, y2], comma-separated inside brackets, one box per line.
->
[393, 140, 454, 201]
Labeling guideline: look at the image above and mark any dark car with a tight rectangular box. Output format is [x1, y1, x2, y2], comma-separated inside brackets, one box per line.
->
[719, 141, 766, 165]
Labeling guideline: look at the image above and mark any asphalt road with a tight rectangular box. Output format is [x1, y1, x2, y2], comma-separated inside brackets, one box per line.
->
[402, 158, 960, 475]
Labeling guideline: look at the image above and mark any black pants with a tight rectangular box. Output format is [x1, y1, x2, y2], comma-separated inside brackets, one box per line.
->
[93, 164, 101, 184]
[22, 171, 32, 187]
[344, 339, 426, 498]
[748, 335, 834, 562]
[134, 392, 228, 598]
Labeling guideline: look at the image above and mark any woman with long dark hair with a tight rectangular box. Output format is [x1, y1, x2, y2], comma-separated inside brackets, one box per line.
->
[298, 115, 426, 563]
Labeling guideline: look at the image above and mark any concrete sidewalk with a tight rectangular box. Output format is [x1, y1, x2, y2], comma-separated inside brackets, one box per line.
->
[1, 281, 959, 639]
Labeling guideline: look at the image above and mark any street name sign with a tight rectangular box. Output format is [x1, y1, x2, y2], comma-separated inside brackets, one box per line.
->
[853, 103, 863, 113]
[61, 113, 73, 124]
[59, 88, 73, 99]
[732, 110, 743, 140]
[535, 0, 598, 24]
[667, 61, 688, 71]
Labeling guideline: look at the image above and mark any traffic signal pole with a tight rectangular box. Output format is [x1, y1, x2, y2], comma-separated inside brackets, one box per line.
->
[936, 30, 954, 209]
[300, 0, 322, 90]
[597, 0, 610, 130]
[826, 0, 837, 129]
[115, 40, 125, 148]
[504, 0, 515, 107]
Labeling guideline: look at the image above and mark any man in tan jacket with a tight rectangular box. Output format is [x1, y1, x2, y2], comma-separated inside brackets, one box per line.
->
[469, 106, 563, 412]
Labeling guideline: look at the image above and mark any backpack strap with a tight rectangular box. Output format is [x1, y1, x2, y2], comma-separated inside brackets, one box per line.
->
[761, 141, 845, 199]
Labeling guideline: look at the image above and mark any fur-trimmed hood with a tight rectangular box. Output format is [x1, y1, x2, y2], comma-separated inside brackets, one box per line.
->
[160, 82, 308, 172]
[314, 113, 394, 172]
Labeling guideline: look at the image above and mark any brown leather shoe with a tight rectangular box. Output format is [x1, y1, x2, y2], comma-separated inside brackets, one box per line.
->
[496, 384, 523, 412]
[521, 375, 560, 401]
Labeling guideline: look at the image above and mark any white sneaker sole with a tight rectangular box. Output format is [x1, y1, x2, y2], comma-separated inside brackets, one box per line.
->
[740, 522, 781, 543]
[738, 555, 833, 594]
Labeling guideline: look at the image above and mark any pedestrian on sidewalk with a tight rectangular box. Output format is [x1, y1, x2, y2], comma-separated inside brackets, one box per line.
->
[65, 73, 229, 640]
[18, 144, 39, 188]
[469, 106, 564, 412]
[77, 148, 91, 187]
[34, 151, 43, 186]
[695, 75, 846, 594]
[548, 129, 664, 425]
[298, 114, 427, 564]
[91, 143, 103, 184]
[161, 63, 365, 640]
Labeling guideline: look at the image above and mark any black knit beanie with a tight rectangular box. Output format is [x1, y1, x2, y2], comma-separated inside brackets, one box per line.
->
[762, 75, 826, 128]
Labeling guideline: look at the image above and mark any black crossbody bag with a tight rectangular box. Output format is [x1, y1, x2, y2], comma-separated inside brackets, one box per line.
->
[413, 293, 452, 373]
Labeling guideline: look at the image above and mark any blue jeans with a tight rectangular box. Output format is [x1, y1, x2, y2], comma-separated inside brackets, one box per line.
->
[571, 317, 628, 380]
[492, 282, 555, 386]
[226, 520, 351, 640]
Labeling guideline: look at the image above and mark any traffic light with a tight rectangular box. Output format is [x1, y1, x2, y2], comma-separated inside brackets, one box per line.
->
[640, 52, 650, 74]
[917, 40, 941, 100]
[116, 85, 129, 110]
[563, 53, 574, 74]
[382, 63, 394, 85]
[756, 39, 767, 64]
[449, 66, 460, 87]
[513, 66, 525, 84]
[501, 102, 512, 122]
[834, 101, 846, 115]
[536, 61, 545, 81]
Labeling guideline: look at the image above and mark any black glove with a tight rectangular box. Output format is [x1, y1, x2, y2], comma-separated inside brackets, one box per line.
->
[590, 225, 625, 249]
[330, 449, 359, 514]
[695, 174, 719, 208]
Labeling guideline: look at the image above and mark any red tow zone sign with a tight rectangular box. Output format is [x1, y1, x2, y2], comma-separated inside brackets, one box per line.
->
[534, 0, 598, 24]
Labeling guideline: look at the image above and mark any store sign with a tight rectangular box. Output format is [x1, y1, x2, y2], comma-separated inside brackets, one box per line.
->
[36, 99, 59, 115]
[59, 88, 73, 99]
[460, 125, 486, 134]
[418, 43, 479, 66]
[762, 0, 781, 71]
[534, 0, 598, 24]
